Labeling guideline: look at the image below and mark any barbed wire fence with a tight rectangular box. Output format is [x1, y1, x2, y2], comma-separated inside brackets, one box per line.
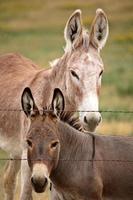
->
[0, 109, 132, 113]
[0, 109, 132, 163]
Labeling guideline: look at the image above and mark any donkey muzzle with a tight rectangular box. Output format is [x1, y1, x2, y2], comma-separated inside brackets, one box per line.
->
[83, 112, 102, 132]
[31, 176, 48, 193]
[31, 163, 49, 193]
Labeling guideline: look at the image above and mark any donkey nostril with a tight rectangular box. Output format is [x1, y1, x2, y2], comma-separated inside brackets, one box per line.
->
[31, 177, 35, 185]
[84, 116, 88, 124]
[97, 116, 102, 125]
[44, 178, 48, 186]
[98, 116, 102, 124]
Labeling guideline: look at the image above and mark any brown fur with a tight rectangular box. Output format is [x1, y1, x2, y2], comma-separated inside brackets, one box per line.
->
[0, 9, 109, 200]
[60, 111, 83, 132]
[27, 102, 133, 200]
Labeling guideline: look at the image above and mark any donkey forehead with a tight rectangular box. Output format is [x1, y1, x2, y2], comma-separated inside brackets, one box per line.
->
[68, 50, 103, 71]
[28, 116, 57, 138]
[28, 126, 57, 141]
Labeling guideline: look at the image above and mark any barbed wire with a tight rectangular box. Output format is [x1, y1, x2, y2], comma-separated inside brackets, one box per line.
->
[0, 158, 133, 163]
[0, 109, 132, 162]
[0, 109, 132, 113]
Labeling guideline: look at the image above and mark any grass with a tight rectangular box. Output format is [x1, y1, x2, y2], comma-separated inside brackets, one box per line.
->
[0, 0, 132, 199]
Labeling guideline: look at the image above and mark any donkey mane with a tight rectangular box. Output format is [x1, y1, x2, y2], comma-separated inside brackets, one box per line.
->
[60, 111, 83, 132]
[64, 28, 90, 52]
[81, 29, 90, 51]
[43, 107, 82, 132]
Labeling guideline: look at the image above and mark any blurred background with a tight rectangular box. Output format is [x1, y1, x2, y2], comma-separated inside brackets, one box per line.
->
[0, 0, 132, 199]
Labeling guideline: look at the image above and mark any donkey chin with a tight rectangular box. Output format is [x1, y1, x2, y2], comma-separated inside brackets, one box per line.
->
[31, 163, 49, 193]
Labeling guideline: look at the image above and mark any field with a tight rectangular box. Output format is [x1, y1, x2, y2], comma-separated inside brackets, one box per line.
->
[0, 0, 132, 199]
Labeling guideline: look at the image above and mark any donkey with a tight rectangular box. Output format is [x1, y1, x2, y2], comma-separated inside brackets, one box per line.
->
[22, 87, 133, 200]
[0, 9, 108, 200]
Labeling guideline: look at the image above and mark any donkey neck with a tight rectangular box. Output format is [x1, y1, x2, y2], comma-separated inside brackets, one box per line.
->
[51, 121, 94, 187]
[59, 122, 93, 159]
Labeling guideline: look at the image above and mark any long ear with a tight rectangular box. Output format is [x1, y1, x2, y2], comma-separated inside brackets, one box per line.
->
[64, 9, 83, 52]
[21, 87, 38, 117]
[89, 9, 109, 50]
[51, 88, 65, 116]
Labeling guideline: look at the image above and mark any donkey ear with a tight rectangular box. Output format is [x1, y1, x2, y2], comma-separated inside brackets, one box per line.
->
[64, 9, 82, 51]
[52, 88, 65, 116]
[89, 9, 109, 50]
[21, 87, 38, 117]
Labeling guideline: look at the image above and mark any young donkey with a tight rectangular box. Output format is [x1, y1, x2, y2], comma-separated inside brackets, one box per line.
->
[22, 87, 133, 200]
[0, 9, 108, 199]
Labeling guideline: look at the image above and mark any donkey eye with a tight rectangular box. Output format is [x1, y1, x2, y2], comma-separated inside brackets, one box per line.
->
[99, 70, 103, 77]
[70, 70, 79, 80]
[50, 141, 59, 149]
[27, 139, 32, 148]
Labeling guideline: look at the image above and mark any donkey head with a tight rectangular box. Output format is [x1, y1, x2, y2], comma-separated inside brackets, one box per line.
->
[54, 9, 109, 132]
[21, 87, 64, 193]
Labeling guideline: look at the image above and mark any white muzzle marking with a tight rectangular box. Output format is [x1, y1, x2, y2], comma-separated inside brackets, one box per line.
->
[32, 163, 49, 180]
[79, 92, 99, 118]
[79, 92, 101, 131]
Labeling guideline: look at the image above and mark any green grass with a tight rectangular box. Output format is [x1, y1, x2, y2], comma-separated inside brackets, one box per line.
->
[0, 0, 132, 198]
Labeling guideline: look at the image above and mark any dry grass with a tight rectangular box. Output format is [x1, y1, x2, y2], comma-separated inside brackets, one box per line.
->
[98, 121, 133, 136]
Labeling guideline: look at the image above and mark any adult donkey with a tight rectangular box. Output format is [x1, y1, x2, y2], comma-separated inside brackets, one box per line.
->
[22, 87, 133, 200]
[0, 9, 108, 200]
